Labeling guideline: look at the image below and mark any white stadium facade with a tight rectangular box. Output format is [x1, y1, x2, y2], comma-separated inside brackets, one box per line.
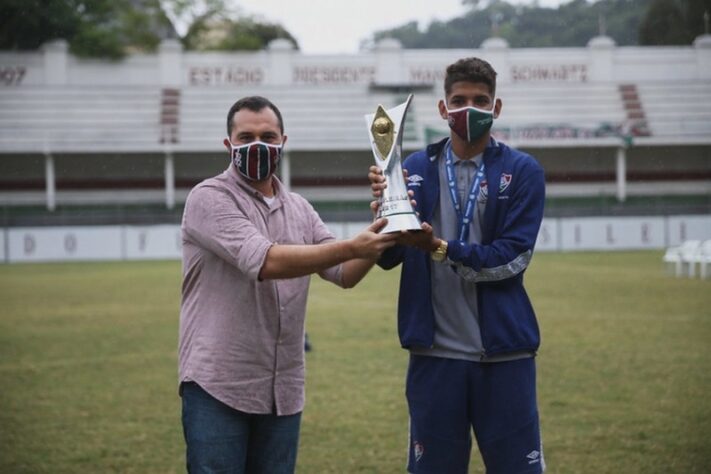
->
[1, 34, 710, 262]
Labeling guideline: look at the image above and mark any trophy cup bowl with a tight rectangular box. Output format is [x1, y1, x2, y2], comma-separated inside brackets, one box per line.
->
[365, 94, 421, 234]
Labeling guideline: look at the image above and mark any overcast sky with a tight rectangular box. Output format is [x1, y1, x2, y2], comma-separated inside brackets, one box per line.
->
[231, 0, 566, 54]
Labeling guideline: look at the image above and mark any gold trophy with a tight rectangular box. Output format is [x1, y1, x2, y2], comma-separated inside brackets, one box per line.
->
[365, 94, 421, 233]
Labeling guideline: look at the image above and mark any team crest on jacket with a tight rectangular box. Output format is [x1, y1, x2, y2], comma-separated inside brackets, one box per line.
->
[499, 173, 512, 193]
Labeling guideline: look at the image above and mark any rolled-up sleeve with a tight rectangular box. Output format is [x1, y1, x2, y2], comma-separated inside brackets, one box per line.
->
[306, 202, 344, 287]
[183, 185, 273, 281]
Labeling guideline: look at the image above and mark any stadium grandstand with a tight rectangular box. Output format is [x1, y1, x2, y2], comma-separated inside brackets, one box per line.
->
[1, 35, 710, 260]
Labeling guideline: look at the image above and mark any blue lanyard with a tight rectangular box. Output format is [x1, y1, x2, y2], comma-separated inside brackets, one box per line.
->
[444, 142, 486, 241]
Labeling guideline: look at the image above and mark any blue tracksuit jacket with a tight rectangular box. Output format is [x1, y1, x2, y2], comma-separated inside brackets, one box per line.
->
[377, 137, 546, 357]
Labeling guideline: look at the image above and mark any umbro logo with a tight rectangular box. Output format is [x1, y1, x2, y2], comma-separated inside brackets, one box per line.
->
[527, 450, 541, 465]
[407, 174, 424, 187]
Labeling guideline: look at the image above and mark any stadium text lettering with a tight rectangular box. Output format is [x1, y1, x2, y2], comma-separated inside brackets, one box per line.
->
[408, 67, 446, 84]
[511, 64, 587, 83]
[0, 66, 26, 86]
[188, 66, 264, 86]
[292, 66, 375, 85]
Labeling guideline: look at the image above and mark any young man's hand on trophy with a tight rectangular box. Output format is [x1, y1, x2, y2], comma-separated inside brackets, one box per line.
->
[367, 165, 442, 253]
[368, 166, 417, 216]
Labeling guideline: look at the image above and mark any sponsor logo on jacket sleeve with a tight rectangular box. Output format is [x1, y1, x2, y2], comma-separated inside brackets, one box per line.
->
[407, 174, 424, 187]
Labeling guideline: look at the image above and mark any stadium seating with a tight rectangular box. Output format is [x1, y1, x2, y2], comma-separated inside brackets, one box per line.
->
[178, 81, 634, 153]
[0, 82, 631, 154]
[180, 86, 413, 151]
[637, 82, 711, 139]
[482, 83, 625, 134]
[2, 79, 710, 154]
[1, 76, 709, 210]
[0, 86, 162, 153]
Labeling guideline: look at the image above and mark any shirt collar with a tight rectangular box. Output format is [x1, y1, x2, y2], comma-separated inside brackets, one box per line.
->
[448, 140, 483, 166]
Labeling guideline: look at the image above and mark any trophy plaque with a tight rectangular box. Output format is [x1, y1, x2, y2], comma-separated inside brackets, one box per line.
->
[365, 94, 421, 233]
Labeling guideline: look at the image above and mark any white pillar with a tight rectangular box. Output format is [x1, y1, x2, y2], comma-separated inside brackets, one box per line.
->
[480, 37, 511, 84]
[374, 38, 404, 85]
[280, 150, 291, 192]
[165, 152, 175, 209]
[616, 146, 627, 202]
[159, 39, 183, 87]
[45, 153, 56, 211]
[42, 39, 68, 85]
[267, 39, 295, 85]
[587, 35, 616, 82]
[693, 34, 711, 79]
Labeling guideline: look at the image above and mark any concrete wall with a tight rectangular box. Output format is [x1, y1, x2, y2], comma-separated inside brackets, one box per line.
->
[2, 215, 710, 263]
[2, 36, 711, 90]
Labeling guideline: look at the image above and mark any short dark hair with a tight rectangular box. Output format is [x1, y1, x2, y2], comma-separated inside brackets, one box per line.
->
[226, 96, 285, 136]
[444, 57, 497, 96]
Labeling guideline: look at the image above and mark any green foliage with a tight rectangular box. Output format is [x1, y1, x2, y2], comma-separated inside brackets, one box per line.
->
[1, 252, 710, 472]
[0, 0, 298, 58]
[639, 0, 711, 44]
[640, 0, 690, 44]
[183, 16, 298, 51]
[0, 0, 81, 50]
[685, 0, 711, 37]
[0, 0, 175, 59]
[371, 0, 709, 48]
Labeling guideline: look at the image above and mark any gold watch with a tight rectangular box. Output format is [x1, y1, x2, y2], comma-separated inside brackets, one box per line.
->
[431, 240, 448, 262]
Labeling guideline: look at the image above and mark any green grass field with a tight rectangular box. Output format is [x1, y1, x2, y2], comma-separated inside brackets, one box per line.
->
[1, 251, 710, 473]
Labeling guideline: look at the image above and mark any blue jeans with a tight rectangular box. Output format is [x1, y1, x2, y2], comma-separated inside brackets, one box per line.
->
[181, 382, 301, 474]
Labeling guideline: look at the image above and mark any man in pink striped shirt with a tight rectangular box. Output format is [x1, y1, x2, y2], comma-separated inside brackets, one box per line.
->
[178, 96, 396, 473]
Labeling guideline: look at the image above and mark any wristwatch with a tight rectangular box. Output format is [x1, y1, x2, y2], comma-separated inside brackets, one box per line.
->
[431, 240, 448, 262]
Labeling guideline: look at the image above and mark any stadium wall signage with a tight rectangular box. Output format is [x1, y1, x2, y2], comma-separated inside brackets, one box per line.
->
[2, 216, 709, 263]
[188, 66, 264, 86]
[511, 64, 588, 83]
[0, 66, 26, 86]
[1, 38, 709, 88]
[292, 66, 376, 85]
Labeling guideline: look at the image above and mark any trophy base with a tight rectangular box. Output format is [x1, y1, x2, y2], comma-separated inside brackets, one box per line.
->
[380, 212, 421, 234]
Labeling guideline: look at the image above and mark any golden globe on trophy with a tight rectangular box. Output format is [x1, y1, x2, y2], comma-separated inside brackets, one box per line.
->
[364, 94, 421, 233]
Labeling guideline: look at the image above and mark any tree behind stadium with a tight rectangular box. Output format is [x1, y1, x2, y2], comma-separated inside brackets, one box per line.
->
[0, 0, 298, 59]
[368, 0, 711, 49]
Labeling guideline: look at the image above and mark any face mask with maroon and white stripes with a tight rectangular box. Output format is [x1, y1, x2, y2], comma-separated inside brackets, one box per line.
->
[445, 99, 496, 143]
[225, 139, 283, 181]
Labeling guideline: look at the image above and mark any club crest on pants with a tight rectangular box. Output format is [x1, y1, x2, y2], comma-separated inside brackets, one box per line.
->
[413, 441, 424, 462]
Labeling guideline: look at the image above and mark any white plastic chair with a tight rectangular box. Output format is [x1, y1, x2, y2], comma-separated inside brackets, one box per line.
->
[662, 240, 701, 277]
[691, 239, 711, 279]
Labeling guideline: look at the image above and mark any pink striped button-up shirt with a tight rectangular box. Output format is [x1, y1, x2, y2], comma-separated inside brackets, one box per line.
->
[179, 165, 344, 415]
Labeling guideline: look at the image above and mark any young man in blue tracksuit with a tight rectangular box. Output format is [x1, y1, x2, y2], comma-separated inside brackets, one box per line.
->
[370, 57, 546, 473]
